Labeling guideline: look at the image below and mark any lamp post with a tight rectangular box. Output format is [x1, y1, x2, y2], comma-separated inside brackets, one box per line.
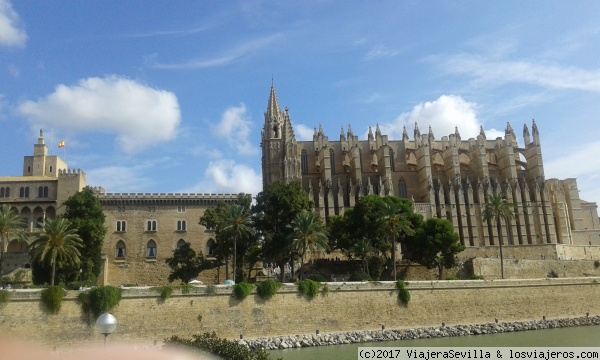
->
[95, 313, 117, 347]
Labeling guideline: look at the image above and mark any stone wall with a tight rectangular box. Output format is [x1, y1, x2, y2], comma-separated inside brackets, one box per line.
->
[469, 258, 600, 279]
[1, 278, 600, 348]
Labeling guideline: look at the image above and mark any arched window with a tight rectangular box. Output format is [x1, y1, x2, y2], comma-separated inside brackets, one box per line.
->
[116, 240, 126, 258]
[116, 220, 126, 232]
[5, 187, 9, 197]
[43, 186, 48, 197]
[0, 187, 4, 198]
[147, 220, 157, 231]
[206, 239, 216, 257]
[146, 240, 157, 258]
[38, 186, 44, 198]
[177, 220, 187, 231]
[177, 239, 186, 249]
[398, 178, 408, 199]
[389, 149, 395, 172]
[301, 150, 308, 174]
[329, 149, 336, 174]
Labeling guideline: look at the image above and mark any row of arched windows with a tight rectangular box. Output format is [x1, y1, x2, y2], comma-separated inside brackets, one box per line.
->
[1, 186, 49, 198]
[115, 239, 215, 259]
[115, 220, 187, 232]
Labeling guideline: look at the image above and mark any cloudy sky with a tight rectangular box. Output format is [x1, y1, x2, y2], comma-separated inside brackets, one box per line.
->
[1, 1, 599, 204]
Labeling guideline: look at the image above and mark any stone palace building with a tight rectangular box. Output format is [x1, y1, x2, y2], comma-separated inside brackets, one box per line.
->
[0, 132, 237, 285]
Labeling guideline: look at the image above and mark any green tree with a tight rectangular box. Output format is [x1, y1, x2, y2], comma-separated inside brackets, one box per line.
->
[405, 217, 465, 279]
[482, 192, 515, 279]
[253, 181, 312, 282]
[287, 211, 329, 278]
[30, 218, 83, 286]
[221, 203, 254, 283]
[0, 205, 27, 286]
[62, 187, 107, 282]
[332, 195, 422, 279]
[381, 200, 415, 281]
[349, 238, 373, 274]
[166, 241, 209, 284]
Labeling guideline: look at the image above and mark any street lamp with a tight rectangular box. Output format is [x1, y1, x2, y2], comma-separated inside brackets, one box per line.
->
[95, 313, 117, 347]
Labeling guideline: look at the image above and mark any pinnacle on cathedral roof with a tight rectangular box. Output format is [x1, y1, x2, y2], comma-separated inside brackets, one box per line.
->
[402, 126, 409, 141]
[454, 126, 461, 140]
[532, 119, 539, 135]
[428, 125, 435, 141]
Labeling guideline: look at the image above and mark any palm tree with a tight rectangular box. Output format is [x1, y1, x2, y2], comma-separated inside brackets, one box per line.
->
[0, 205, 27, 285]
[482, 192, 515, 279]
[288, 211, 329, 279]
[30, 218, 83, 286]
[350, 238, 373, 275]
[381, 201, 414, 281]
[221, 204, 254, 283]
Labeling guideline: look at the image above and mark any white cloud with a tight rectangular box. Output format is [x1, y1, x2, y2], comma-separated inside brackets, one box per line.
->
[18, 76, 181, 153]
[182, 159, 262, 196]
[7, 63, 18, 77]
[435, 53, 600, 93]
[0, 0, 27, 48]
[150, 34, 283, 69]
[294, 123, 314, 141]
[86, 165, 155, 193]
[379, 95, 502, 140]
[364, 45, 400, 61]
[213, 104, 258, 156]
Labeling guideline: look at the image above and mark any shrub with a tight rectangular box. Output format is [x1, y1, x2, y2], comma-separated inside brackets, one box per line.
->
[205, 284, 217, 295]
[78, 286, 122, 318]
[165, 332, 274, 360]
[41, 286, 64, 314]
[548, 270, 559, 278]
[181, 284, 193, 294]
[444, 275, 459, 280]
[232, 282, 253, 300]
[307, 274, 327, 282]
[256, 280, 282, 300]
[321, 284, 330, 297]
[594, 260, 600, 269]
[298, 279, 320, 299]
[0, 289, 11, 306]
[152, 285, 174, 301]
[471, 275, 485, 280]
[348, 271, 372, 282]
[396, 280, 410, 306]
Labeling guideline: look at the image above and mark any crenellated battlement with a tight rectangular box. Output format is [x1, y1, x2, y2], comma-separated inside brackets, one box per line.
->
[98, 192, 240, 206]
[58, 168, 85, 176]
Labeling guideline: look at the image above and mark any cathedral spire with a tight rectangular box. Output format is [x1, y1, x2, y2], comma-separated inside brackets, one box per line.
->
[403, 126, 409, 141]
[479, 125, 486, 139]
[266, 84, 281, 119]
[368, 125, 374, 140]
[340, 126, 346, 141]
[414, 122, 421, 139]
[428, 125, 435, 141]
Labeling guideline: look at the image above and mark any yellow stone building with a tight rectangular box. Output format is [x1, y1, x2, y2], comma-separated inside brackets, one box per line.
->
[0, 132, 236, 285]
[261, 85, 600, 251]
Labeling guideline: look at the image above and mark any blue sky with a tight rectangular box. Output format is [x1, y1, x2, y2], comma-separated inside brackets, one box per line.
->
[1, 1, 599, 205]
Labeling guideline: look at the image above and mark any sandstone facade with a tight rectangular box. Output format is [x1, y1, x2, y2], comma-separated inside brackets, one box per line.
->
[261, 85, 600, 248]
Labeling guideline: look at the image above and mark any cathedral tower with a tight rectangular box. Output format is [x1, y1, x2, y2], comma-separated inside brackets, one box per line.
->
[260, 85, 300, 189]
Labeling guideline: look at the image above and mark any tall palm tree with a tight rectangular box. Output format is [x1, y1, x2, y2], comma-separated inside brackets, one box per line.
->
[381, 201, 414, 281]
[221, 204, 254, 283]
[30, 218, 83, 286]
[0, 205, 27, 285]
[288, 211, 329, 279]
[482, 192, 515, 279]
